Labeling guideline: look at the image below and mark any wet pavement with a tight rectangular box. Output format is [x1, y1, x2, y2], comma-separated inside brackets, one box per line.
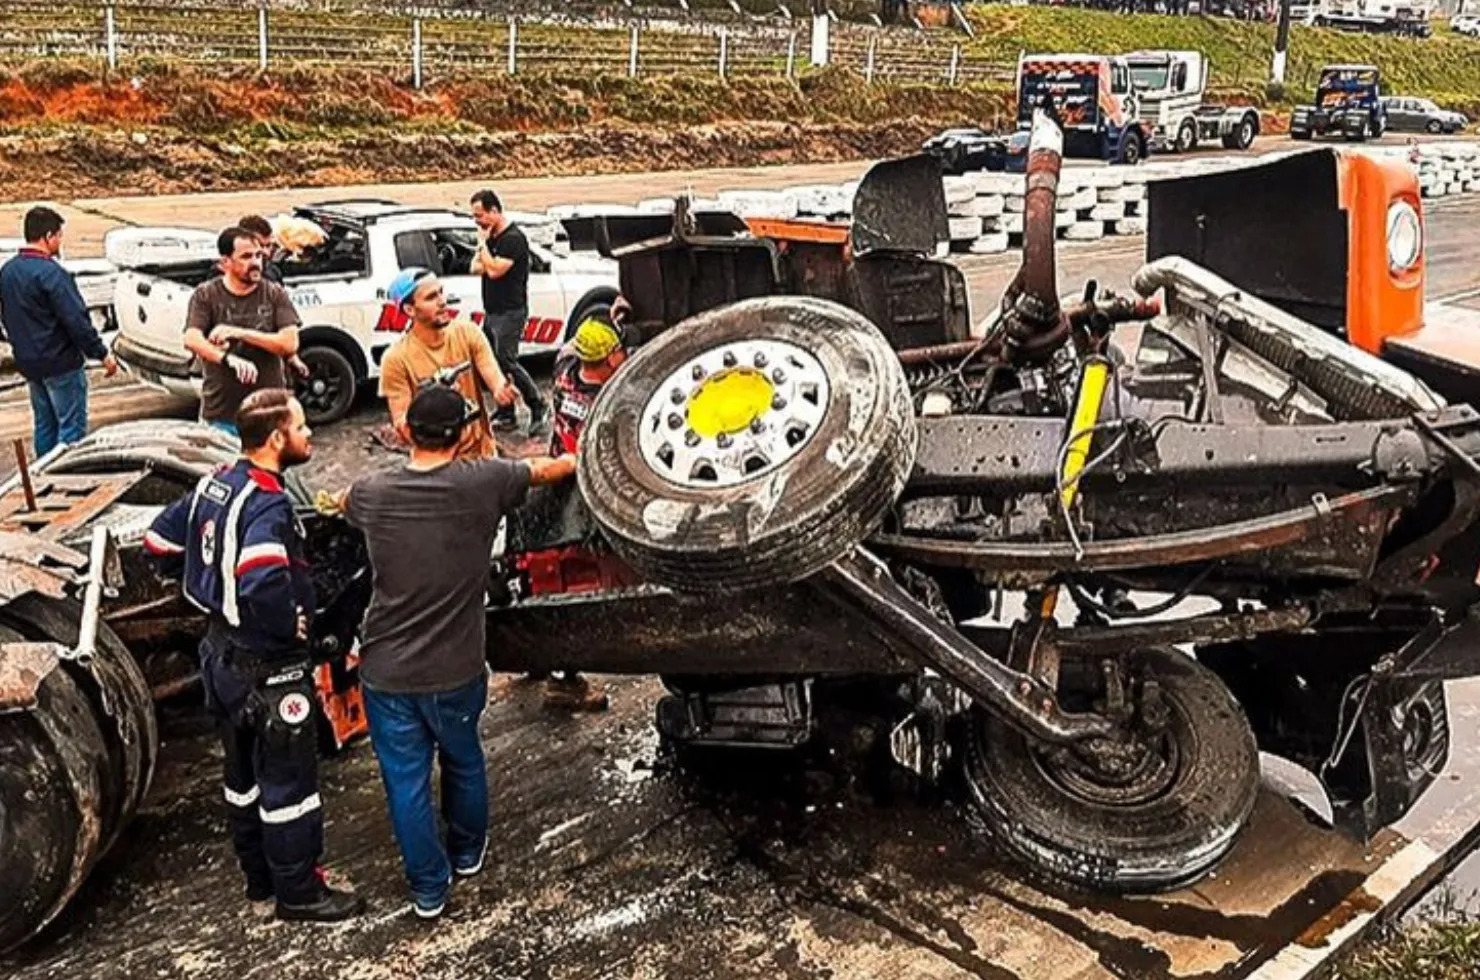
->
[6, 187, 1480, 979]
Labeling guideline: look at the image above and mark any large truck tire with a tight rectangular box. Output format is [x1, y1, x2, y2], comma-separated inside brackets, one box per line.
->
[964, 646, 1259, 893]
[0, 596, 157, 954]
[577, 296, 917, 593]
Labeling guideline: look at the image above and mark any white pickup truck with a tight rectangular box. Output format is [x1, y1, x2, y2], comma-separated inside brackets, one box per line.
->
[112, 201, 620, 424]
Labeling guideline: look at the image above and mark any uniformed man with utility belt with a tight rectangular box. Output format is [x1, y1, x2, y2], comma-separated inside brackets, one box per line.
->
[145, 389, 364, 923]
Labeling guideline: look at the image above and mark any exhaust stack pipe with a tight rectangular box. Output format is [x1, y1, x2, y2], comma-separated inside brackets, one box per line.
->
[999, 110, 1068, 364]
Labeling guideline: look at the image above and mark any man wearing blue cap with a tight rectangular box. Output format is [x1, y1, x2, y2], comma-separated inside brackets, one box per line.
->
[378, 267, 515, 461]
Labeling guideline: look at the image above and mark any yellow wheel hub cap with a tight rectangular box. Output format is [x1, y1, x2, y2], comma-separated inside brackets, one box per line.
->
[685, 368, 776, 440]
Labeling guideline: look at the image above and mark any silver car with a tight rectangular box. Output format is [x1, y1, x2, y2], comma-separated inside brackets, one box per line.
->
[1382, 96, 1469, 133]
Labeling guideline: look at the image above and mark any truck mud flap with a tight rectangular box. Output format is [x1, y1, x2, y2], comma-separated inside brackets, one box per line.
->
[850, 154, 950, 257]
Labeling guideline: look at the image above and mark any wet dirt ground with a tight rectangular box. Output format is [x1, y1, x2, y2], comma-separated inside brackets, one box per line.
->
[5, 181, 1480, 980]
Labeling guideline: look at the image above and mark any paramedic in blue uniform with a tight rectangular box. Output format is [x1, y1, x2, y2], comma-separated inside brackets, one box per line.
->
[144, 388, 364, 923]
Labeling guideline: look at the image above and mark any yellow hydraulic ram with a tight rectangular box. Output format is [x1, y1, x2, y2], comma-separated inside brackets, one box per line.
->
[1059, 357, 1112, 513]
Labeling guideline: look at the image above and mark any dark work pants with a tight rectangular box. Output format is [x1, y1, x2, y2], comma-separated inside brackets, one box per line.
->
[202, 640, 324, 905]
[484, 307, 546, 419]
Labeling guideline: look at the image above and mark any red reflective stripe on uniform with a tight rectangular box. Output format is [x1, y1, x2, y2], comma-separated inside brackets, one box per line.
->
[237, 555, 290, 576]
[143, 530, 184, 555]
[246, 468, 283, 493]
[236, 542, 289, 576]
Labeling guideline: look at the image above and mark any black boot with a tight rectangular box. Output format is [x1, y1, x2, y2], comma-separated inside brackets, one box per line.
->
[276, 885, 366, 923]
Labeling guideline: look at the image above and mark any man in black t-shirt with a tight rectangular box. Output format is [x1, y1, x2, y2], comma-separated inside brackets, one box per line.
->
[470, 189, 547, 433]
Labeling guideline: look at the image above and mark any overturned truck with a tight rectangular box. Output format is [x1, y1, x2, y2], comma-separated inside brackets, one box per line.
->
[492, 118, 1480, 891]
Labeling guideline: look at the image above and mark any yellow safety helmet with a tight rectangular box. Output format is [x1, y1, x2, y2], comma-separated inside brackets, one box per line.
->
[572, 315, 623, 363]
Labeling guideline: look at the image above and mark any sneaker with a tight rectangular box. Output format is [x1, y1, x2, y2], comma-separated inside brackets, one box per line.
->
[412, 894, 447, 920]
[543, 674, 610, 713]
[276, 885, 366, 923]
[453, 842, 488, 879]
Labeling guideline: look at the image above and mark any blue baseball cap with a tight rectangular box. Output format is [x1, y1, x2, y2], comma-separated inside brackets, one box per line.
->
[388, 267, 434, 307]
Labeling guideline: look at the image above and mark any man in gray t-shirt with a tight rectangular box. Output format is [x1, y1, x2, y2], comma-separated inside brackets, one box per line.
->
[342, 384, 575, 918]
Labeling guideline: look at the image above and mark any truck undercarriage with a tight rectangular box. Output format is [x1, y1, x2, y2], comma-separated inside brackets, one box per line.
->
[491, 116, 1480, 892]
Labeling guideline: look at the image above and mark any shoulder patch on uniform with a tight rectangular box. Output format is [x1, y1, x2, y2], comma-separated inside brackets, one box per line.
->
[202, 479, 232, 505]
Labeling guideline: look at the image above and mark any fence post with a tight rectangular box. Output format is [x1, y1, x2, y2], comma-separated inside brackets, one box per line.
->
[810, 9, 829, 67]
[257, 3, 268, 72]
[629, 23, 639, 77]
[719, 28, 729, 81]
[866, 35, 875, 84]
[104, 3, 118, 72]
[948, 44, 960, 85]
[786, 29, 796, 79]
[508, 17, 518, 74]
[412, 18, 423, 90]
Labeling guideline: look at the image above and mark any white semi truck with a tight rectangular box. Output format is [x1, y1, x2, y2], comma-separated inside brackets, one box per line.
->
[1123, 50, 1262, 154]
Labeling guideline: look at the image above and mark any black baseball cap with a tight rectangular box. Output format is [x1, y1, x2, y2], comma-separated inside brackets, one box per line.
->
[406, 384, 476, 443]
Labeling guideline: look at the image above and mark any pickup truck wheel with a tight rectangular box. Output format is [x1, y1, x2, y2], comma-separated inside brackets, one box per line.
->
[578, 296, 916, 593]
[294, 346, 357, 425]
[1175, 121, 1198, 153]
[1427, 119, 1443, 134]
[964, 646, 1259, 893]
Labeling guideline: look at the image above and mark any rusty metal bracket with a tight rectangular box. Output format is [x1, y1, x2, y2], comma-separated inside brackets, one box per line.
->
[819, 547, 1114, 745]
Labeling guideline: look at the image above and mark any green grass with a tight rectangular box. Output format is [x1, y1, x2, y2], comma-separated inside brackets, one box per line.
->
[962, 7, 1480, 111]
[1339, 917, 1480, 980]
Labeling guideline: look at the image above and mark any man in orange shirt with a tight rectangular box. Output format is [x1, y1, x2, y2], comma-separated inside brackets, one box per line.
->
[378, 268, 515, 460]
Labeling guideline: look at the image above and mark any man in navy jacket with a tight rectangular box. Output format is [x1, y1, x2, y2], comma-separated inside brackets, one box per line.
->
[0, 206, 117, 456]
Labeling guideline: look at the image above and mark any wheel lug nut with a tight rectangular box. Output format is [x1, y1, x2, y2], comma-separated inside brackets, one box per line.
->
[717, 434, 733, 449]
[722, 351, 737, 368]
[692, 365, 706, 381]
[771, 395, 787, 410]
[684, 430, 701, 447]
[750, 419, 766, 434]
[668, 413, 683, 430]
[670, 387, 685, 404]
[754, 352, 768, 368]
[772, 369, 786, 383]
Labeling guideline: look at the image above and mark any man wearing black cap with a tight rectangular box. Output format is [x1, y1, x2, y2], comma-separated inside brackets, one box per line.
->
[341, 383, 574, 920]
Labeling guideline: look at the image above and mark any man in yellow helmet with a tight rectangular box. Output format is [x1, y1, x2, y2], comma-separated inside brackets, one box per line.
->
[531, 305, 631, 711]
[548, 309, 628, 457]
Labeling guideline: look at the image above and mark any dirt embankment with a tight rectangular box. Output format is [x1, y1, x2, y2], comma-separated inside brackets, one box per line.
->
[0, 63, 1015, 200]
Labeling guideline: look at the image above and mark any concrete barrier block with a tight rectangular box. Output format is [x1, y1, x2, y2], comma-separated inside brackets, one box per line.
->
[1063, 220, 1106, 241]
[969, 232, 1011, 254]
[948, 215, 984, 240]
[1114, 216, 1148, 236]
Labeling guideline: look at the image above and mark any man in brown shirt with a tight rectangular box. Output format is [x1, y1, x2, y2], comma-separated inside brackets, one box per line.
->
[378, 267, 514, 461]
[184, 226, 302, 439]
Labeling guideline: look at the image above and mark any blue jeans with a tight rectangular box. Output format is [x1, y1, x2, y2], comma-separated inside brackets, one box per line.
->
[27, 368, 88, 457]
[363, 672, 489, 905]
